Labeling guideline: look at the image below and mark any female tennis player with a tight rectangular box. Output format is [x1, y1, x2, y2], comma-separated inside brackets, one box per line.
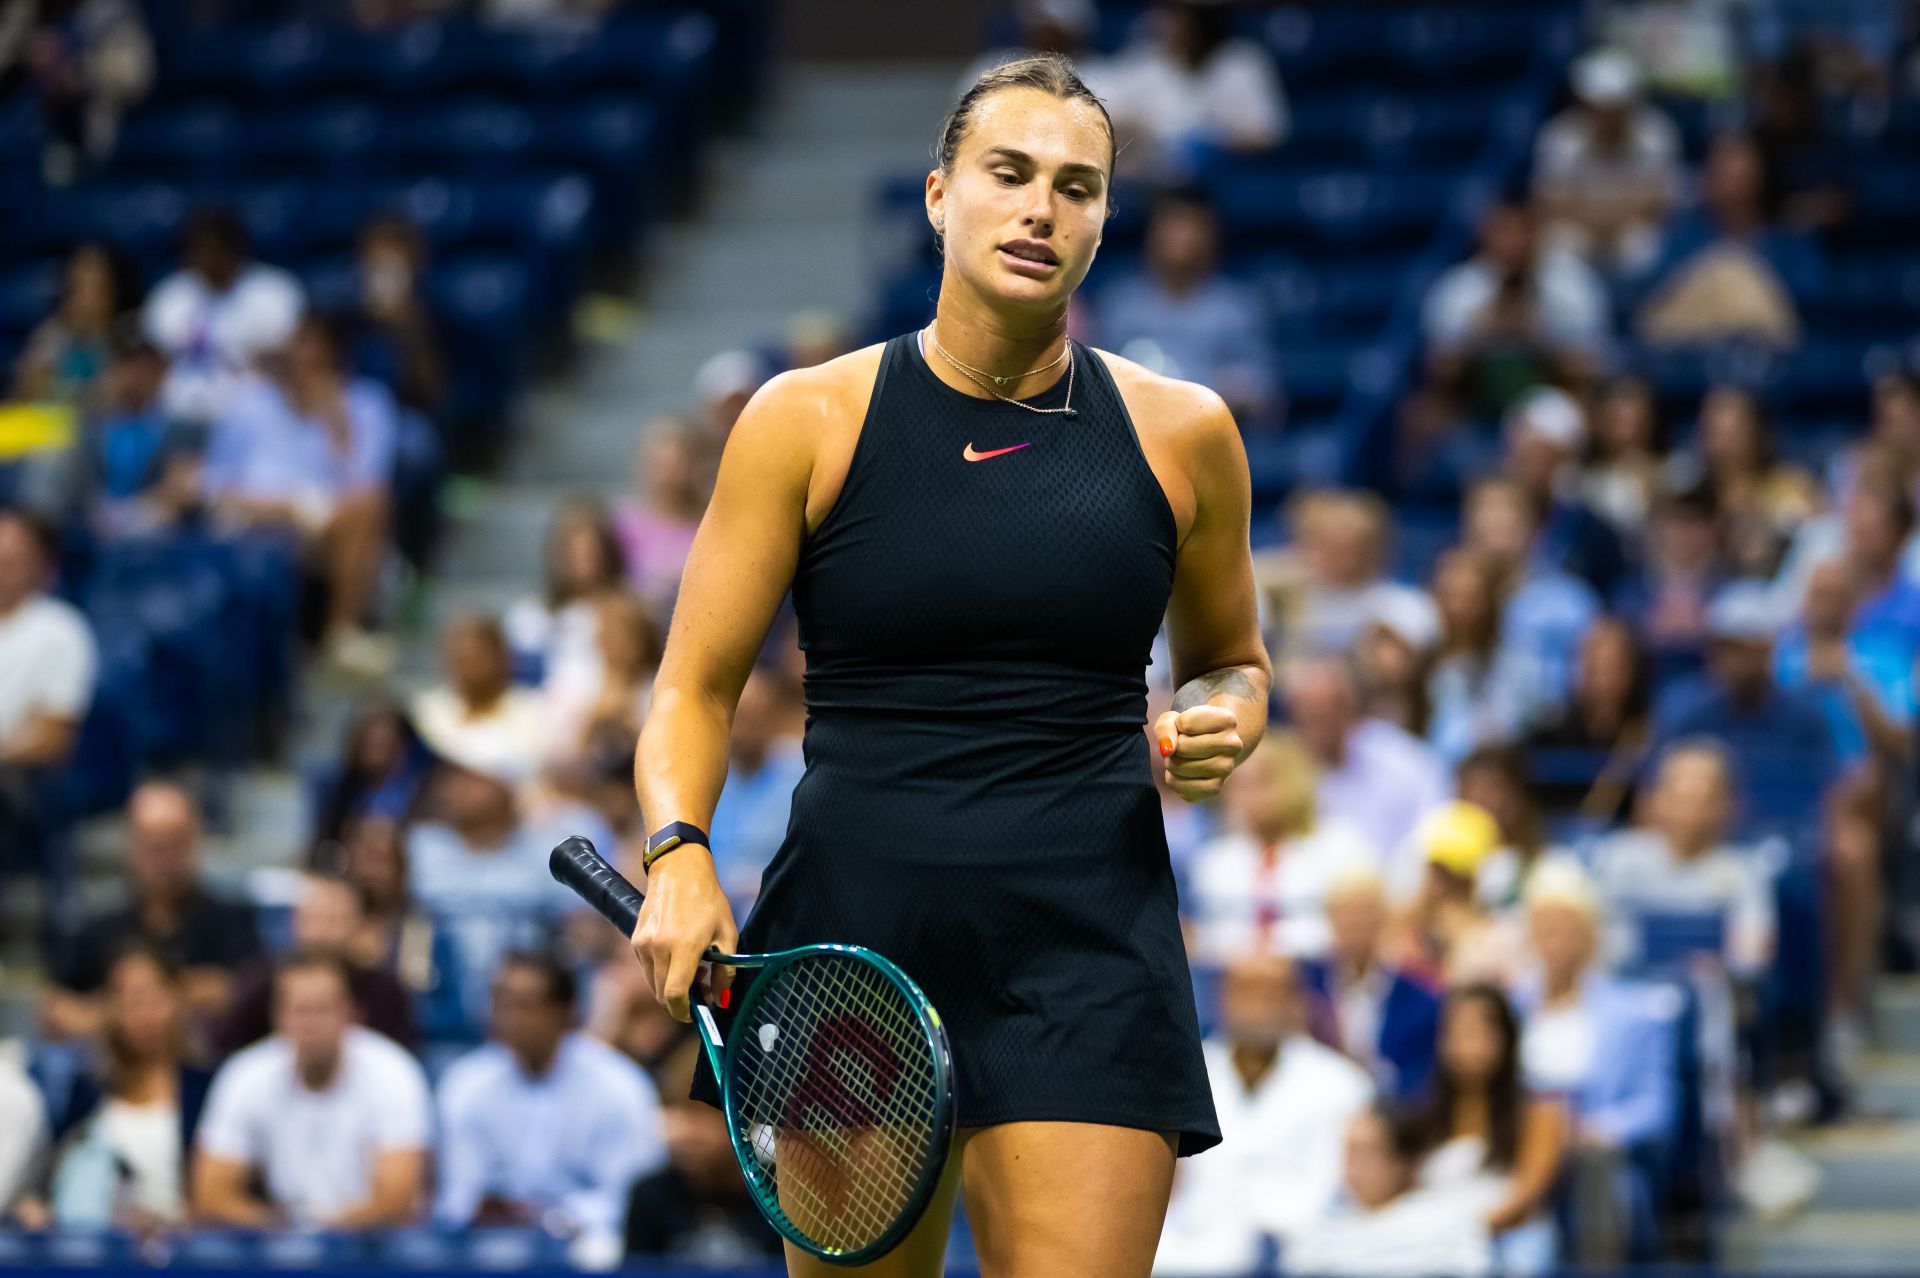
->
[630, 54, 1270, 1277]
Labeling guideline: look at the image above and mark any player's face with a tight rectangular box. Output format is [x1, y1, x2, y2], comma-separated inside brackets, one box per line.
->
[931, 88, 1110, 310]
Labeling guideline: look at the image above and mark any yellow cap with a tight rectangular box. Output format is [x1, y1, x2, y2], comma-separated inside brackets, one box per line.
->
[1416, 801, 1502, 877]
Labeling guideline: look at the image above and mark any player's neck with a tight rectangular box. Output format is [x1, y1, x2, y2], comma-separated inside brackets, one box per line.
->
[927, 304, 1068, 395]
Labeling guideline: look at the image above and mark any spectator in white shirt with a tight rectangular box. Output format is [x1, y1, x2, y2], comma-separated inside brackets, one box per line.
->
[193, 948, 429, 1228]
[1103, 0, 1287, 176]
[1188, 731, 1374, 961]
[505, 499, 629, 691]
[141, 207, 303, 424]
[1288, 1103, 1492, 1278]
[0, 509, 97, 859]
[1156, 954, 1374, 1273]
[1531, 49, 1682, 275]
[1423, 201, 1610, 405]
[1283, 656, 1452, 868]
[1590, 742, 1777, 976]
[437, 952, 665, 1250]
[413, 614, 548, 782]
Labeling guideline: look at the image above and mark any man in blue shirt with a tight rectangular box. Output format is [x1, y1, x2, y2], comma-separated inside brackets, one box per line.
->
[1775, 557, 1914, 772]
[1652, 582, 1837, 845]
[437, 952, 666, 1251]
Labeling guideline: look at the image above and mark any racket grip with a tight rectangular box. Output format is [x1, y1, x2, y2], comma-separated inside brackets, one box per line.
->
[549, 835, 646, 935]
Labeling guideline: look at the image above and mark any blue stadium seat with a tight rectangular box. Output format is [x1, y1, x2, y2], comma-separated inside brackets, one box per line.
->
[1278, 344, 1374, 420]
[246, 100, 385, 177]
[16, 184, 191, 272]
[430, 253, 533, 427]
[1286, 90, 1523, 165]
[1259, 6, 1394, 88]
[296, 254, 359, 313]
[1212, 169, 1463, 253]
[386, 99, 538, 175]
[1850, 167, 1920, 235]
[530, 97, 661, 239]
[111, 101, 246, 181]
[414, 25, 595, 97]
[1262, 260, 1404, 340]
[1380, 8, 1545, 82]
[1774, 341, 1880, 421]
[587, 13, 719, 97]
[0, 261, 61, 343]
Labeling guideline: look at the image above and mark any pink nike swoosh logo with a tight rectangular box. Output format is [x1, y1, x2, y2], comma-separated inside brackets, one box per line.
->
[963, 442, 1032, 462]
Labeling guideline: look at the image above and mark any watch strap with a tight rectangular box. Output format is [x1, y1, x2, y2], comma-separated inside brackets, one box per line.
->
[643, 820, 711, 870]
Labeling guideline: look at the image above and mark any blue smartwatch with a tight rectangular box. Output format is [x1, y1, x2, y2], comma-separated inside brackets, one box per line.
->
[643, 820, 711, 871]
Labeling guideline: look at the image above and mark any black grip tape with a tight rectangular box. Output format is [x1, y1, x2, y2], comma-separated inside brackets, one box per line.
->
[548, 835, 645, 935]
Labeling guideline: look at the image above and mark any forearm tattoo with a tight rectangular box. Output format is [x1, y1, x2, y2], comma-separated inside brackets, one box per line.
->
[1170, 665, 1263, 713]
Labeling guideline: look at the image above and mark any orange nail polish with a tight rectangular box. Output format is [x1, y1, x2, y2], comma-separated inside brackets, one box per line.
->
[1159, 737, 1173, 757]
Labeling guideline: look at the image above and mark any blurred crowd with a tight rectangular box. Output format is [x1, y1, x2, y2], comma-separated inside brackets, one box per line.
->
[5, 0, 1920, 1274]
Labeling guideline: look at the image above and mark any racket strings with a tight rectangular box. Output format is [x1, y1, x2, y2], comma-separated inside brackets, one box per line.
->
[742, 959, 932, 1246]
[731, 953, 941, 1253]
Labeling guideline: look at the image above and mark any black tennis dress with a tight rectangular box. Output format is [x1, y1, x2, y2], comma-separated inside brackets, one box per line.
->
[705, 329, 1220, 1156]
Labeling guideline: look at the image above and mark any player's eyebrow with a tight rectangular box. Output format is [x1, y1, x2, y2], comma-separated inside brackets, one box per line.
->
[980, 147, 1106, 184]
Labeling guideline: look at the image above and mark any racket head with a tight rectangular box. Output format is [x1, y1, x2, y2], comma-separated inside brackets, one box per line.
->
[714, 943, 956, 1265]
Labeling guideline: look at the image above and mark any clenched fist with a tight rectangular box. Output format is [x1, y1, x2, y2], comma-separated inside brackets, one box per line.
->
[1153, 704, 1245, 802]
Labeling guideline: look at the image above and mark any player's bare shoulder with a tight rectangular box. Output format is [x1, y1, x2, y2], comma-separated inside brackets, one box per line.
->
[1090, 345, 1238, 446]
[735, 341, 888, 443]
[728, 342, 887, 532]
[1087, 346, 1246, 539]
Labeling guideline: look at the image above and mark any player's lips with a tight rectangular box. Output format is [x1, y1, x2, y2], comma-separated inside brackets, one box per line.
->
[998, 239, 1060, 276]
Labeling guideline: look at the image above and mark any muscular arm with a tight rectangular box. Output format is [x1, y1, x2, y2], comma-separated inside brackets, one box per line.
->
[631, 364, 843, 1018]
[633, 372, 818, 839]
[1155, 391, 1271, 799]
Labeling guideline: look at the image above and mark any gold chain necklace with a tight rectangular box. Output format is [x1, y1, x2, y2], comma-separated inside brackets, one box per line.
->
[924, 326, 1078, 419]
[926, 328, 1070, 387]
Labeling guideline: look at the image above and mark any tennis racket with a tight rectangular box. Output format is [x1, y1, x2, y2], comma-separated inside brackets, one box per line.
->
[549, 835, 956, 1265]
